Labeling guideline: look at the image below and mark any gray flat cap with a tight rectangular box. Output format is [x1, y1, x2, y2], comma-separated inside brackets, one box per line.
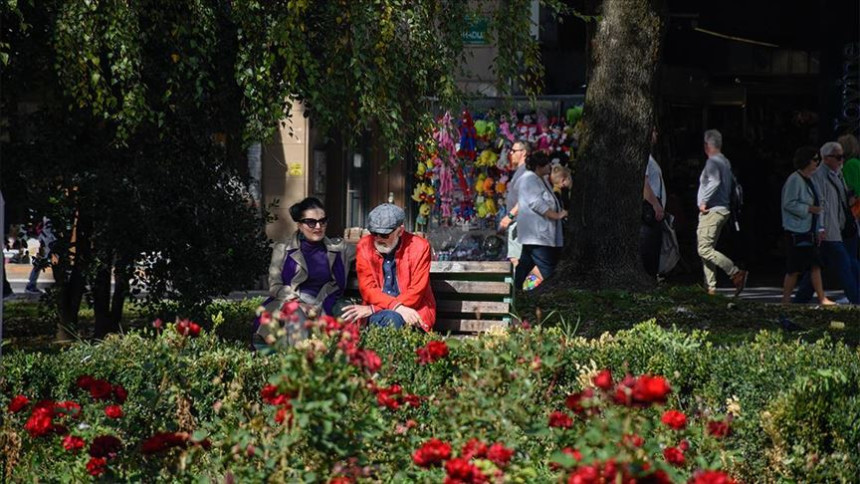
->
[367, 203, 405, 234]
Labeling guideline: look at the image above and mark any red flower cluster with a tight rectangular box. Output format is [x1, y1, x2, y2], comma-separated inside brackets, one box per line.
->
[548, 410, 574, 429]
[663, 446, 685, 466]
[566, 459, 671, 484]
[89, 434, 123, 459]
[8, 395, 29, 413]
[565, 388, 597, 416]
[76, 375, 126, 404]
[688, 470, 739, 484]
[486, 442, 514, 468]
[661, 409, 688, 430]
[104, 405, 123, 419]
[24, 402, 61, 438]
[349, 348, 382, 374]
[445, 457, 486, 483]
[62, 435, 86, 453]
[612, 374, 671, 407]
[370, 384, 422, 411]
[140, 431, 209, 455]
[707, 420, 731, 438]
[86, 456, 107, 477]
[416, 340, 449, 365]
[412, 438, 452, 467]
[261, 384, 294, 425]
[175, 319, 201, 337]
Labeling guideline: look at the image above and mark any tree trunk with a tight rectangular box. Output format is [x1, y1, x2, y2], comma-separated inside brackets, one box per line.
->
[558, 0, 665, 289]
[54, 210, 92, 342]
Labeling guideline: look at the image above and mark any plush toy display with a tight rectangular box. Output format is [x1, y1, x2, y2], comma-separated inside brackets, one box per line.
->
[412, 107, 579, 259]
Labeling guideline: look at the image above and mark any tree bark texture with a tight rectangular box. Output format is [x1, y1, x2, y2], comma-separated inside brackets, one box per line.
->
[560, 0, 664, 289]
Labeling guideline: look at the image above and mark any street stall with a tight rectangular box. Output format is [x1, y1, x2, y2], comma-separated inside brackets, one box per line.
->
[411, 97, 584, 263]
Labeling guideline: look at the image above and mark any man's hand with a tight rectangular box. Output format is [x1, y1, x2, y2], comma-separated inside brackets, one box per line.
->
[395, 305, 423, 327]
[654, 205, 665, 222]
[340, 304, 373, 322]
[499, 215, 512, 230]
[699, 204, 708, 214]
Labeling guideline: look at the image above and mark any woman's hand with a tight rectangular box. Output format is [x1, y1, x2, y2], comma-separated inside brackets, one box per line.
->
[808, 205, 822, 214]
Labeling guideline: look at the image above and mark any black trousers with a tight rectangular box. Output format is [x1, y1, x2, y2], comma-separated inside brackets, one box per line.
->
[640, 222, 663, 277]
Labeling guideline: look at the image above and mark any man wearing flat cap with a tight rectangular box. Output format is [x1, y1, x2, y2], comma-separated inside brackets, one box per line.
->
[341, 203, 436, 331]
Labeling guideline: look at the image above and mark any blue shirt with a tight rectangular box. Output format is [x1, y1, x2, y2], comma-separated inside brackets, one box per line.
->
[381, 242, 400, 297]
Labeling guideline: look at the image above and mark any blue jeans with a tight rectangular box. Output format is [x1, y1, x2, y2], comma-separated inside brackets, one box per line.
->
[367, 310, 405, 328]
[794, 240, 860, 303]
[514, 245, 559, 289]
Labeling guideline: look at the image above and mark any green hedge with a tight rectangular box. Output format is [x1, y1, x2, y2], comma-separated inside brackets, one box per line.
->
[1, 320, 858, 482]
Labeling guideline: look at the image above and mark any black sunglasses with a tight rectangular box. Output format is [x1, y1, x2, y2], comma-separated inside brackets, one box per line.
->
[371, 230, 396, 239]
[300, 217, 328, 228]
[826, 154, 845, 160]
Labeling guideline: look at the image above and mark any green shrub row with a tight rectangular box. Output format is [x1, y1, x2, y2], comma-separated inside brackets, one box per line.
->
[1, 319, 858, 482]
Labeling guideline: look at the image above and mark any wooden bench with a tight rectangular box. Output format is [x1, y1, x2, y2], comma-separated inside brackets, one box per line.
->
[343, 229, 513, 333]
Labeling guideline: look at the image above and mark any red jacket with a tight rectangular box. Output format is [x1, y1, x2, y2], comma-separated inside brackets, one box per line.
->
[355, 232, 436, 332]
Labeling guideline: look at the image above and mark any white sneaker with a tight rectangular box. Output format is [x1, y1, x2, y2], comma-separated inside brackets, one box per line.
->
[835, 297, 850, 305]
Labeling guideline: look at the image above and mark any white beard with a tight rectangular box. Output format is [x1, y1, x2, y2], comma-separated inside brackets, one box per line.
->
[374, 234, 400, 255]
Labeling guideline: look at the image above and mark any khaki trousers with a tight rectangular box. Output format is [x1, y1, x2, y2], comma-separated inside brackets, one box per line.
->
[696, 210, 738, 290]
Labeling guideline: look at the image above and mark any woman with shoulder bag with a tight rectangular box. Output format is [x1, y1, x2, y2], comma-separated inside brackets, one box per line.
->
[780, 146, 835, 305]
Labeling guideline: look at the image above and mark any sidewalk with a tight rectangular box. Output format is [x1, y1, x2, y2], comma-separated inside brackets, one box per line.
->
[4, 263, 55, 283]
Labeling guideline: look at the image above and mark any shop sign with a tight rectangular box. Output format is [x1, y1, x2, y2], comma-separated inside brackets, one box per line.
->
[463, 17, 489, 45]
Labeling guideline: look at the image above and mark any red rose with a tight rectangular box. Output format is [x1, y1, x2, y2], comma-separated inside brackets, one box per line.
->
[548, 411, 573, 429]
[444, 457, 484, 482]
[461, 438, 488, 460]
[564, 388, 595, 415]
[688, 470, 738, 484]
[55, 401, 82, 419]
[632, 375, 671, 404]
[113, 385, 128, 404]
[24, 405, 55, 437]
[261, 384, 290, 406]
[622, 433, 644, 448]
[89, 379, 113, 400]
[707, 420, 731, 438]
[141, 432, 189, 454]
[89, 435, 122, 458]
[679, 439, 690, 451]
[8, 395, 29, 413]
[274, 404, 293, 425]
[402, 394, 422, 408]
[416, 340, 449, 365]
[176, 319, 201, 337]
[374, 385, 403, 411]
[593, 369, 613, 390]
[349, 349, 382, 373]
[661, 410, 687, 430]
[104, 405, 123, 419]
[86, 457, 107, 476]
[412, 438, 452, 467]
[328, 477, 354, 484]
[486, 442, 514, 468]
[663, 446, 685, 466]
[76, 375, 95, 390]
[63, 435, 86, 452]
[567, 464, 599, 484]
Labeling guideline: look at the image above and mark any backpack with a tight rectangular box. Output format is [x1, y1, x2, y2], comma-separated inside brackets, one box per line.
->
[729, 171, 743, 232]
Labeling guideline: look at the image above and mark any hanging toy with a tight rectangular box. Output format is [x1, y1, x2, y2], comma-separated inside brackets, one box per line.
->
[476, 149, 498, 168]
[457, 110, 477, 161]
[499, 114, 516, 143]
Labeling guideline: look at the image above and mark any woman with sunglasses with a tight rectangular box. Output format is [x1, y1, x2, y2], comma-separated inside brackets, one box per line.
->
[780, 146, 834, 305]
[255, 197, 354, 348]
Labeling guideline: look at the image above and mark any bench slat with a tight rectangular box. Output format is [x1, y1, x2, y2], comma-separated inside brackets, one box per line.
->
[436, 319, 508, 333]
[430, 261, 511, 274]
[437, 300, 509, 314]
[431, 280, 511, 295]
[346, 280, 511, 296]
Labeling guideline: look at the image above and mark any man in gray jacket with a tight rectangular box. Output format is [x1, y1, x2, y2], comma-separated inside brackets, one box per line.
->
[696, 129, 748, 296]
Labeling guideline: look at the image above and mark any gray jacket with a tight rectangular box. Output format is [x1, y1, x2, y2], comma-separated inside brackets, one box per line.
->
[810, 164, 850, 242]
[515, 170, 563, 247]
[696, 153, 733, 210]
[781, 171, 821, 234]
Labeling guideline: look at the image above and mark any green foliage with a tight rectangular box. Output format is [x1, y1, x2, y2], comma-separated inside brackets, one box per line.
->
[3, 320, 860, 481]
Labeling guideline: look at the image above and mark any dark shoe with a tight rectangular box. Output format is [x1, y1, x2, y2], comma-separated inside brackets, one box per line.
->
[25, 286, 43, 295]
[731, 270, 748, 297]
